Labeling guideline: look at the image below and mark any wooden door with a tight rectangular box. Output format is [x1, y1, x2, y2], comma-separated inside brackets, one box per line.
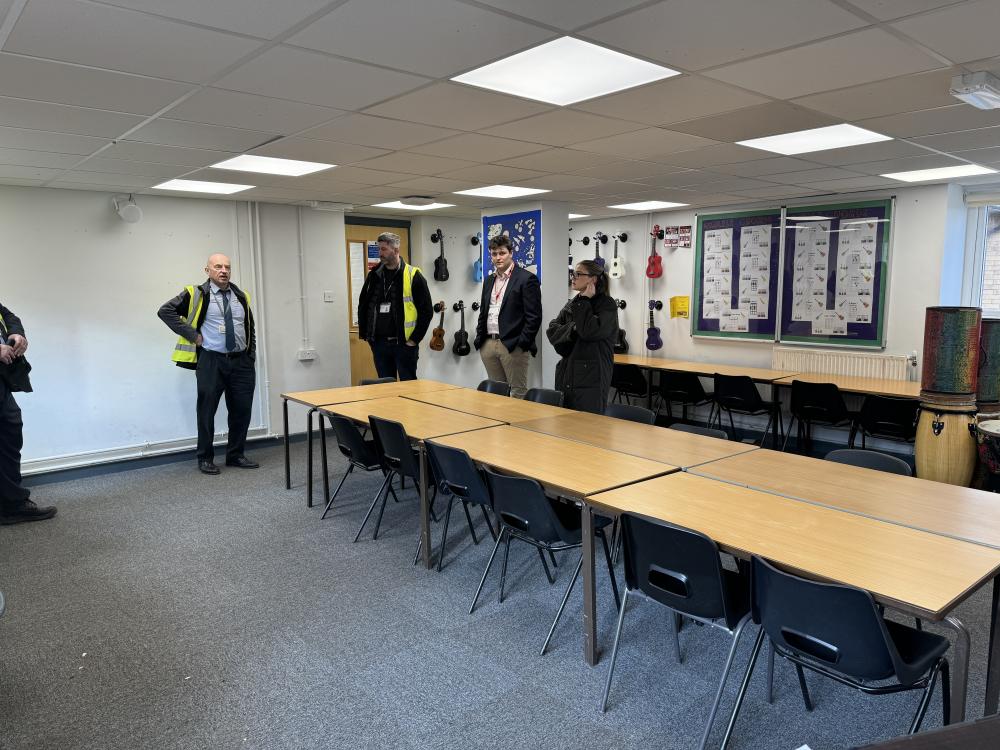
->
[345, 223, 411, 385]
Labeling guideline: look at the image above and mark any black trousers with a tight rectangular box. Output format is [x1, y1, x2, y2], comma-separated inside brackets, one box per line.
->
[0, 382, 29, 506]
[370, 339, 419, 381]
[195, 350, 255, 462]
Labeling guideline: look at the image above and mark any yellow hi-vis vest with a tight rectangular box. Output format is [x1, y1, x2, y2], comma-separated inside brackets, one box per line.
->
[0, 310, 7, 339]
[170, 285, 251, 364]
[402, 264, 420, 341]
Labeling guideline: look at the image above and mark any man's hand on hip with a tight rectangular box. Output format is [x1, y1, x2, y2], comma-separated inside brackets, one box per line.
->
[0, 344, 14, 365]
[7, 334, 27, 357]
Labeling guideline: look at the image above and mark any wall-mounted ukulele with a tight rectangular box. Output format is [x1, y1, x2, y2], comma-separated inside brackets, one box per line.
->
[646, 299, 663, 351]
[452, 300, 475, 356]
[471, 232, 483, 283]
[646, 224, 664, 279]
[613, 298, 628, 354]
[431, 228, 449, 282]
[429, 301, 446, 351]
[593, 232, 608, 269]
[609, 232, 627, 279]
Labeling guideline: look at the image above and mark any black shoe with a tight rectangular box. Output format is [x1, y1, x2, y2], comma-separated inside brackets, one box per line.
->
[0, 500, 57, 525]
[226, 456, 259, 469]
[199, 460, 220, 475]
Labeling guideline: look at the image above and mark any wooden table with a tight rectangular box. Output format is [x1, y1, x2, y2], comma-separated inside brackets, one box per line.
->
[430, 425, 676, 665]
[320, 397, 502, 569]
[280, 380, 460, 506]
[772, 371, 921, 399]
[612, 353, 679, 370]
[589, 472, 1000, 724]
[402, 388, 571, 424]
[515, 411, 758, 469]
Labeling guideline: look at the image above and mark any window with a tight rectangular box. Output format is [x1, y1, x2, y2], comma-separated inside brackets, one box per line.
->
[965, 202, 1000, 315]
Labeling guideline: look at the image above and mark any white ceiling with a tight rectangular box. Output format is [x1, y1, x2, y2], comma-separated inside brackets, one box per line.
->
[1, 0, 999, 219]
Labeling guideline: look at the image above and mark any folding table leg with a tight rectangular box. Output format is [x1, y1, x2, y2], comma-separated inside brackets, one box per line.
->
[582, 503, 598, 666]
[283, 398, 290, 490]
[985, 576, 1000, 715]
[418, 444, 432, 569]
[944, 614, 970, 723]
[306, 408, 316, 508]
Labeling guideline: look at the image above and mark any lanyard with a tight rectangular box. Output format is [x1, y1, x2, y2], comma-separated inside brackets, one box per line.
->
[492, 272, 510, 304]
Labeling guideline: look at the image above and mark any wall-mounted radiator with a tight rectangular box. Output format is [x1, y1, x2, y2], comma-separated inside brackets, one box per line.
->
[771, 347, 911, 381]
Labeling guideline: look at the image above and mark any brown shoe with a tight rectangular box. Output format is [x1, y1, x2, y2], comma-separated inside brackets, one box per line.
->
[0, 500, 57, 525]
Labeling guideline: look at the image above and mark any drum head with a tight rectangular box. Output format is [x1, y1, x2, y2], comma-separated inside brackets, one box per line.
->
[980, 419, 1000, 437]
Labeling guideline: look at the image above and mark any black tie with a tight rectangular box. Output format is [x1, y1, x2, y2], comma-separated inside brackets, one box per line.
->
[221, 290, 236, 352]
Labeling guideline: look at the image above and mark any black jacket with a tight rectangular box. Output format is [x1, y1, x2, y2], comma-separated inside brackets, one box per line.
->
[474, 265, 542, 355]
[157, 280, 256, 369]
[546, 294, 618, 414]
[357, 261, 433, 344]
[0, 302, 32, 392]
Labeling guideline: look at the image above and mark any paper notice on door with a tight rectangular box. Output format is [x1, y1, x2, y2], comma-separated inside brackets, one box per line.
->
[350, 241, 364, 327]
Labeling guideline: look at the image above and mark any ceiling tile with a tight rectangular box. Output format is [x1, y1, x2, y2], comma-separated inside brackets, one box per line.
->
[574, 180, 649, 196]
[288, 0, 554, 78]
[385, 176, 475, 194]
[571, 160, 694, 182]
[951, 146, 1000, 165]
[294, 165, 413, 186]
[5, 0, 261, 83]
[0, 148, 82, 169]
[686, 177, 784, 193]
[74, 157, 191, 178]
[438, 164, 547, 183]
[802, 140, 931, 166]
[510, 174, 605, 191]
[248, 137, 390, 165]
[127, 119, 275, 151]
[410, 133, 547, 162]
[364, 82, 551, 131]
[704, 28, 944, 99]
[800, 175, 899, 190]
[634, 170, 721, 188]
[657, 144, 771, 169]
[166, 89, 343, 133]
[473, 0, 649, 30]
[764, 166, 868, 184]
[581, 0, 866, 71]
[844, 0, 967, 21]
[303, 114, 459, 150]
[570, 127, 717, 159]
[481, 110, 643, 147]
[858, 104, 1000, 138]
[792, 68, 959, 121]
[497, 148, 619, 172]
[57, 170, 158, 188]
[50, 179, 153, 193]
[0, 97, 143, 138]
[103, 141, 235, 166]
[182, 168, 349, 190]
[729, 184, 823, 199]
[707, 157, 821, 177]
[0, 164, 65, 180]
[666, 102, 836, 142]
[94, 0, 333, 39]
[572, 75, 769, 126]
[216, 46, 430, 110]
[0, 53, 193, 115]
[893, 0, 1000, 63]
[353, 151, 480, 176]
[913, 126, 1000, 152]
[848, 153, 969, 175]
[0, 177, 45, 188]
[0, 127, 105, 155]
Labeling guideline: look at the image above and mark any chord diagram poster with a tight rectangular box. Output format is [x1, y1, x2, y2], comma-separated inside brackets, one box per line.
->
[482, 209, 541, 280]
[780, 200, 891, 347]
[692, 209, 781, 340]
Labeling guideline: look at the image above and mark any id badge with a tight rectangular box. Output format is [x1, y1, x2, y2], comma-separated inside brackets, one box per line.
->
[379, 302, 391, 314]
[218, 324, 227, 333]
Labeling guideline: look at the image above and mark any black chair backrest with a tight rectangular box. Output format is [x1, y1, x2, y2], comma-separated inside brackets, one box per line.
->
[478, 379, 511, 396]
[484, 468, 574, 545]
[603, 403, 656, 425]
[425, 441, 491, 508]
[858, 395, 919, 441]
[751, 556, 900, 682]
[525, 387, 564, 406]
[660, 371, 709, 402]
[360, 377, 395, 385]
[369, 415, 420, 482]
[328, 414, 378, 467]
[0, 590, 5, 617]
[611, 364, 648, 394]
[824, 448, 912, 476]
[668, 423, 730, 440]
[790, 380, 849, 424]
[621, 514, 747, 629]
[713, 374, 765, 413]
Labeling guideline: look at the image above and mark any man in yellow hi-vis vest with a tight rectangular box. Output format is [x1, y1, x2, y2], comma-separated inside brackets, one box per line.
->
[158, 254, 258, 476]
[357, 232, 433, 381]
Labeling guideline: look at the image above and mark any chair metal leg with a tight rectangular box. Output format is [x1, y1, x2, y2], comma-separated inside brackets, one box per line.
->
[600, 589, 632, 712]
[353, 472, 392, 543]
[767, 641, 775, 704]
[499, 534, 512, 604]
[548, 548, 559, 569]
[436, 496, 456, 572]
[462, 501, 479, 545]
[782, 416, 796, 452]
[699, 614, 751, 750]
[470, 529, 505, 614]
[720, 626, 766, 750]
[910, 660, 945, 734]
[794, 663, 813, 711]
[412, 532, 422, 566]
[480, 505, 497, 540]
[537, 546, 555, 584]
[541, 553, 583, 656]
[370, 484, 391, 541]
[598, 528, 620, 610]
[321, 464, 354, 520]
[728, 411, 737, 441]
[671, 611, 683, 663]
[940, 659, 951, 727]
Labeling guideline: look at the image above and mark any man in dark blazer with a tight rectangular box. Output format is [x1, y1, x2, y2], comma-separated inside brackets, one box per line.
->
[0, 301, 56, 524]
[474, 235, 542, 398]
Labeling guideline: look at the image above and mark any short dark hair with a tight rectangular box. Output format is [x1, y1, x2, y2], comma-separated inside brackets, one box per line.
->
[576, 259, 609, 295]
[488, 234, 512, 252]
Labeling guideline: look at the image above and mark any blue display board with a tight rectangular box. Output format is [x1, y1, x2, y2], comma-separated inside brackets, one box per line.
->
[482, 209, 541, 280]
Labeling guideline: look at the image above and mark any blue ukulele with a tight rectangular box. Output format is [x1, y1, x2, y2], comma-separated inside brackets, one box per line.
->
[471, 232, 483, 283]
[645, 300, 663, 351]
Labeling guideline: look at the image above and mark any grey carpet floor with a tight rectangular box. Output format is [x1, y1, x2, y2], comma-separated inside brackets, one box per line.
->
[0, 442, 993, 750]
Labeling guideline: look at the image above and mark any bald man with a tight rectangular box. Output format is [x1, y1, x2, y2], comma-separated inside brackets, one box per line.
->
[159, 254, 258, 475]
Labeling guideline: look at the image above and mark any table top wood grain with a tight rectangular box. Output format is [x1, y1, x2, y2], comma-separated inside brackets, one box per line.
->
[403, 388, 571, 424]
[772, 372, 920, 398]
[320, 396, 501, 440]
[281, 379, 461, 408]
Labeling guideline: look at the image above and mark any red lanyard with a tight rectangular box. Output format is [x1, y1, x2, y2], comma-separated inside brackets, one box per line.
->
[492, 273, 510, 304]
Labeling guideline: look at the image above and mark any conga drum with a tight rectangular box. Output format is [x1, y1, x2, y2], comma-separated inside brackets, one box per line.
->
[978, 318, 1000, 409]
[915, 306, 981, 486]
[973, 414, 1000, 490]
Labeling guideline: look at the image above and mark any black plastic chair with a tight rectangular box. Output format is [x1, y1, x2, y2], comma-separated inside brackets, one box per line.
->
[720, 556, 951, 749]
[825, 448, 912, 477]
[603, 403, 655, 425]
[611, 364, 649, 404]
[322, 415, 398, 520]
[360, 377, 395, 385]
[713, 374, 784, 447]
[658, 371, 715, 423]
[424, 441, 497, 572]
[783, 380, 858, 453]
[668, 423, 730, 441]
[0, 590, 5, 617]
[525, 387, 564, 407]
[855, 395, 919, 449]
[477, 379, 511, 396]
[601, 514, 751, 750]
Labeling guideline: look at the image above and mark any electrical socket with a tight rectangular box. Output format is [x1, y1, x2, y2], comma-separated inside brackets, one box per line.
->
[297, 348, 317, 361]
[323, 291, 335, 302]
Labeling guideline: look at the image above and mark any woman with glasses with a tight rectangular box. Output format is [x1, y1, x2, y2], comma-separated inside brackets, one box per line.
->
[545, 260, 619, 414]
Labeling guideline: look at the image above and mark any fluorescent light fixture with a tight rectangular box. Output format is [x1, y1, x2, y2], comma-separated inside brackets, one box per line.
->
[454, 185, 550, 198]
[371, 200, 455, 211]
[153, 179, 253, 194]
[608, 200, 688, 211]
[451, 36, 680, 106]
[951, 71, 1000, 110]
[787, 215, 831, 221]
[210, 154, 335, 176]
[881, 164, 998, 182]
[842, 218, 888, 225]
[568, 213, 590, 219]
[737, 124, 891, 155]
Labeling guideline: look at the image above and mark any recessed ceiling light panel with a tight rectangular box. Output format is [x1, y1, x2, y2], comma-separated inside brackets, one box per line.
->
[452, 36, 680, 106]
[210, 155, 335, 176]
[371, 201, 456, 211]
[737, 124, 891, 155]
[153, 179, 253, 194]
[454, 185, 550, 198]
[608, 200, 688, 211]
[881, 164, 998, 182]
[568, 213, 590, 219]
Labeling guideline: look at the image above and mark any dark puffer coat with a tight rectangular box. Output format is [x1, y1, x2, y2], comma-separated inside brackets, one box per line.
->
[546, 293, 618, 414]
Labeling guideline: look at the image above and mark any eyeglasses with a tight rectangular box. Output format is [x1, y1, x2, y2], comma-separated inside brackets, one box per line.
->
[572, 271, 595, 278]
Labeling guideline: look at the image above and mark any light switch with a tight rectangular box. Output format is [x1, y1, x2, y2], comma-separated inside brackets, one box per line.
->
[323, 291, 335, 302]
